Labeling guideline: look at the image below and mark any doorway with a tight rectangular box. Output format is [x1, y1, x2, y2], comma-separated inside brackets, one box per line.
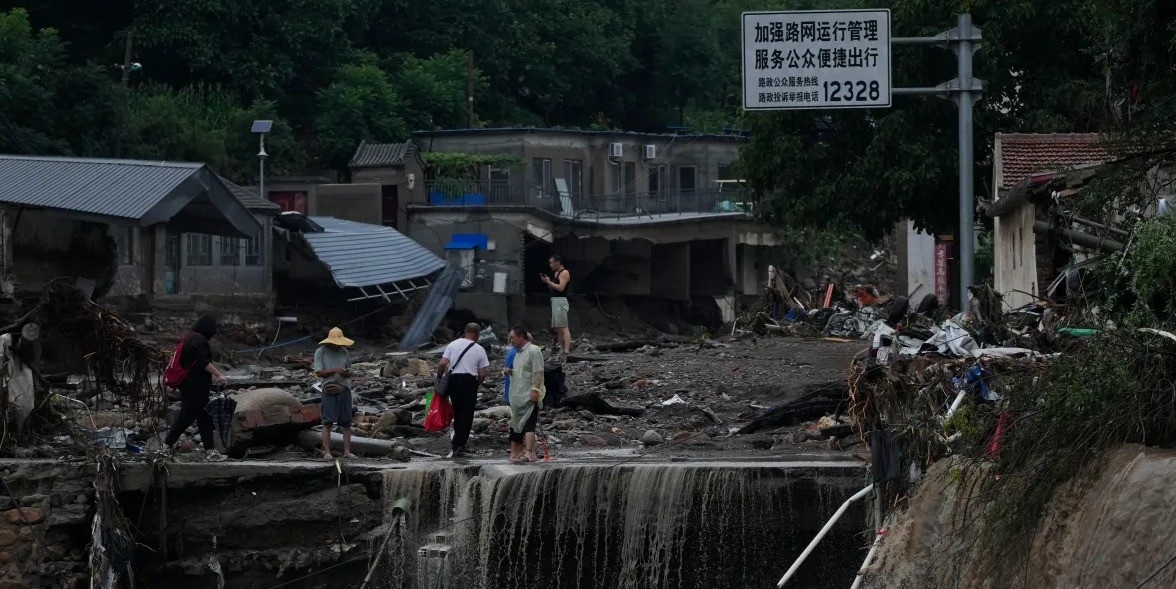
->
[381, 185, 399, 228]
[164, 234, 181, 294]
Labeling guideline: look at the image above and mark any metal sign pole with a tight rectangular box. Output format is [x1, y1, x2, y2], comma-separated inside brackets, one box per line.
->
[890, 14, 983, 313]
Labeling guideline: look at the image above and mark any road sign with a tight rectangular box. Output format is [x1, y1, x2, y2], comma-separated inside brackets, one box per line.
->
[742, 9, 892, 111]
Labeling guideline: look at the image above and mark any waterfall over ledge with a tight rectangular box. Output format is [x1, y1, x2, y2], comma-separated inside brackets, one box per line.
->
[379, 460, 868, 589]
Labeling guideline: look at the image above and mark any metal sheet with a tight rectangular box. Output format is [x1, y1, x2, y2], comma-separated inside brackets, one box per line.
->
[398, 264, 465, 351]
[300, 217, 446, 288]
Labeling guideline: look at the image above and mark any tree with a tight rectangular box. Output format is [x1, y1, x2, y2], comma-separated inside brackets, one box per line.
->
[392, 50, 487, 130]
[314, 53, 408, 171]
[121, 84, 301, 182]
[0, 8, 122, 156]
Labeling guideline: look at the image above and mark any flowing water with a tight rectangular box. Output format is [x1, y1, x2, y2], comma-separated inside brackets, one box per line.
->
[378, 460, 868, 589]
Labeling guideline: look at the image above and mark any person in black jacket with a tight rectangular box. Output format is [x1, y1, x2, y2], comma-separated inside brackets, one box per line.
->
[164, 315, 228, 459]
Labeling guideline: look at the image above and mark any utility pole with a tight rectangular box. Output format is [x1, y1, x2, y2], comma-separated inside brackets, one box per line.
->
[467, 51, 475, 128]
[120, 31, 134, 88]
[113, 30, 134, 157]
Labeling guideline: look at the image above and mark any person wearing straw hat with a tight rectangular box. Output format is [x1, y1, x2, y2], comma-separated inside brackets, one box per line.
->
[314, 327, 356, 459]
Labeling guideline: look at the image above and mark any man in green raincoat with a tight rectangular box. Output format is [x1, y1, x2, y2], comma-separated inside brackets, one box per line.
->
[505, 325, 545, 463]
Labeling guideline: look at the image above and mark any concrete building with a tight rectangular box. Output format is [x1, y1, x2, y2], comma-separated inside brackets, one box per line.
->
[261, 141, 426, 231]
[988, 133, 1107, 308]
[393, 128, 777, 327]
[0, 155, 271, 318]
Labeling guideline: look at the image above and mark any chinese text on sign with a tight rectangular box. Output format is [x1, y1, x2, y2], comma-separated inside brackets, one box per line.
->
[742, 9, 892, 110]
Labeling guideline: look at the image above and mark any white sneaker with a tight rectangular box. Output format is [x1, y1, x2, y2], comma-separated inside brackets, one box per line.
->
[205, 449, 227, 462]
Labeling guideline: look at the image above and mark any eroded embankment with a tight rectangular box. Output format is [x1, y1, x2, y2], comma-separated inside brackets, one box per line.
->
[860, 444, 1176, 589]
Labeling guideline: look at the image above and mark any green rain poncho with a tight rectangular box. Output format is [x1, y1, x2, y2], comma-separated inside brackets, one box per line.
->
[507, 343, 545, 433]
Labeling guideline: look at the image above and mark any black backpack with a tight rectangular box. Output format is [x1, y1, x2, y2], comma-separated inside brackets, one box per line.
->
[543, 363, 567, 408]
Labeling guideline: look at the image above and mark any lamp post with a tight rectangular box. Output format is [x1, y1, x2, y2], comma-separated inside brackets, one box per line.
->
[251, 120, 273, 201]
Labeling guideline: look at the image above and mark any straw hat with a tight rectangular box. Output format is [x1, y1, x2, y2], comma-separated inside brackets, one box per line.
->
[319, 327, 355, 347]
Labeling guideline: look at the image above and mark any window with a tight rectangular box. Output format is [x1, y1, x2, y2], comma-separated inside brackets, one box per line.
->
[718, 163, 737, 180]
[114, 226, 135, 265]
[563, 159, 583, 197]
[244, 229, 264, 266]
[677, 165, 697, 192]
[186, 234, 212, 266]
[532, 158, 553, 195]
[623, 162, 636, 197]
[648, 165, 667, 196]
[219, 236, 241, 266]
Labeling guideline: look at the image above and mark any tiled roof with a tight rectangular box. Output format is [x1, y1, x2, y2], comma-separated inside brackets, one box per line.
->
[348, 141, 416, 169]
[219, 177, 280, 212]
[996, 133, 1107, 189]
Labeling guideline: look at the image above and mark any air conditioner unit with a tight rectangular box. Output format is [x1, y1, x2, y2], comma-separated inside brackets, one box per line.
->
[642, 145, 657, 160]
[608, 142, 624, 159]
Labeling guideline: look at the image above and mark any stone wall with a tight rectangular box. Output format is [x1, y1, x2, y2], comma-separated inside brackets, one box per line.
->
[0, 463, 94, 589]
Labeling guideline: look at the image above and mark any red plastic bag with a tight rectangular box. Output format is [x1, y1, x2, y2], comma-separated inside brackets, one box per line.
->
[423, 391, 454, 432]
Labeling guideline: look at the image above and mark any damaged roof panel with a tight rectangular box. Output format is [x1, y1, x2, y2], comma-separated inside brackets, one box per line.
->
[348, 141, 417, 169]
[300, 217, 446, 288]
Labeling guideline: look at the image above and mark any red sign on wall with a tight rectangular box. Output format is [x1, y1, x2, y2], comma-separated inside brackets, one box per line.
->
[934, 242, 949, 305]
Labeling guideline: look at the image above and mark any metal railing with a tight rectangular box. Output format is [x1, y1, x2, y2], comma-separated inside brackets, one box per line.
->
[423, 181, 753, 219]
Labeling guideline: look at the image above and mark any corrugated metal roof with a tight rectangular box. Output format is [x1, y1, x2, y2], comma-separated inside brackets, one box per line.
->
[348, 141, 416, 169]
[0, 155, 206, 219]
[301, 216, 446, 288]
[398, 264, 465, 350]
[219, 177, 281, 212]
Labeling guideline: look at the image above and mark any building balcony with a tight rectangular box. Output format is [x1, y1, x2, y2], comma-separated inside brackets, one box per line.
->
[422, 181, 752, 219]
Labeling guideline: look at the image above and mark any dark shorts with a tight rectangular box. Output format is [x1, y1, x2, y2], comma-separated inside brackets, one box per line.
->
[508, 409, 538, 443]
[320, 385, 354, 427]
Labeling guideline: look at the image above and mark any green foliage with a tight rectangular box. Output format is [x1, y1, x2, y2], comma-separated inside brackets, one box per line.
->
[392, 50, 487, 130]
[1125, 215, 1176, 317]
[122, 84, 301, 181]
[0, 8, 121, 156]
[422, 152, 525, 179]
[315, 53, 409, 170]
[975, 226, 995, 285]
[957, 333, 1176, 585]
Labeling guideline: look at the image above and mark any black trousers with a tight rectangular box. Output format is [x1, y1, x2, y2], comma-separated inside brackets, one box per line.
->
[447, 374, 479, 450]
[164, 387, 214, 450]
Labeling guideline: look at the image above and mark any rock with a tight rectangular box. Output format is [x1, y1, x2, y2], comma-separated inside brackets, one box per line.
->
[816, 415, 840, 430]
[123, 419, 137, 430]
[73, 495, 87, 506]
[47, 504, 88, 528]
[0, 530, 16, 547]
[640, 430, 663, 446]
[399, 359, 432, 377]
[551, 420, 576, 431]
[604, 381, 624, 390]
[581, 435, 608, 447]
[0, 551, 9, 564]
[474, 406, 512, 420]
[4, 508, 43, 525]
[720, 393, 732, 401]
[471, 418, 491, 433]
[629, 379, 650, 390]
[577, 410, 596, 421]
[19, 495, 47, 507]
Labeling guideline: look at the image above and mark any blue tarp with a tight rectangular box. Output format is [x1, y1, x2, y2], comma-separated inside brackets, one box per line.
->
[445, 233, 489, 250]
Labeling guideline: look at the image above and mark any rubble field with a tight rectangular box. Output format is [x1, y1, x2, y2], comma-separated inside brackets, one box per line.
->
[204, 334, 866, 462]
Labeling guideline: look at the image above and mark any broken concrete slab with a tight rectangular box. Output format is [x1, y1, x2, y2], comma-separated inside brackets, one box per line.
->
[560, 393, 645, 417]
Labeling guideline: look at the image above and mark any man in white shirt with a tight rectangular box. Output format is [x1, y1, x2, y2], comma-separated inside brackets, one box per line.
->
[436, 322, 490, 458]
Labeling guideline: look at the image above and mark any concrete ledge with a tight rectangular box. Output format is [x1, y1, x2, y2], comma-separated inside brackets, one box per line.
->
[118, 459, 404, 491]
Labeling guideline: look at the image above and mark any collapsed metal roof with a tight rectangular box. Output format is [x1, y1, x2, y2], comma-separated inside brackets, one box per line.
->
[276, 213, 446, 302]
[0, 155, 260, 237]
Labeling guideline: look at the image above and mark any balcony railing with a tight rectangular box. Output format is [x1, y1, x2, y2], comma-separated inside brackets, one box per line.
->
[423, 181, 752, 219]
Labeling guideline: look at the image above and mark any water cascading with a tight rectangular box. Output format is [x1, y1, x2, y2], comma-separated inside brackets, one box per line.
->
[378, 462, 866, 589]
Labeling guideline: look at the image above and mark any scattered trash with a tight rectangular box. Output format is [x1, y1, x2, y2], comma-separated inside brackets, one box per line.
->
[662, 395, 687, 406]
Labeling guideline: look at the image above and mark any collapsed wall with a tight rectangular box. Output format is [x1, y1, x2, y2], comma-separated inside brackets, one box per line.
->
[860, 444, 1176, 589]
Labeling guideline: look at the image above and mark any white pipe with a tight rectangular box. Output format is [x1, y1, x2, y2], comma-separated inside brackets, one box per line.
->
[777, 484, 874, 587]
[943, 388, 968, 422]
[849, 526, 889, 589]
